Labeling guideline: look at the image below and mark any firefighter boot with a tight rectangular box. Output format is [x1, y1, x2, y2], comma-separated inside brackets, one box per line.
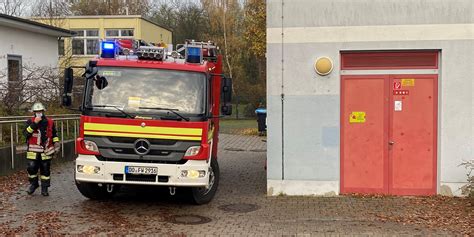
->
[26, 177, 39, 195]
[40, 177, 50, 196]
[41, 185, 49, 196]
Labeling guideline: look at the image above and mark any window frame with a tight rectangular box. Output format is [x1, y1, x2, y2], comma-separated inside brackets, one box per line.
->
[105, 28, 134, 39]
[6, 54, 22, 103]
[58, 38, 65, 56]
[71, 29, 100, 56]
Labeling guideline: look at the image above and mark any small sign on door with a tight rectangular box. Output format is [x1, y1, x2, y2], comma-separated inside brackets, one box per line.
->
[349, 111, 366, 123]
[393, 82, 401, 89]
[401, 78, 415, 87]
[394, 101, 402, 111]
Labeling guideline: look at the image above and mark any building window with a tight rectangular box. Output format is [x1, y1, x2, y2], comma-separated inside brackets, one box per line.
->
[58, 39, 65, 56]
[7, 55, 22, 104]
[105, 29, 134, 39]
[72, 29, 99, 55]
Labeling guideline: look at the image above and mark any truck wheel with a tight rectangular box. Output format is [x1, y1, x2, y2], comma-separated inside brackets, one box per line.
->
[76, 181, 119, 200]
[190, 159, 219, 205]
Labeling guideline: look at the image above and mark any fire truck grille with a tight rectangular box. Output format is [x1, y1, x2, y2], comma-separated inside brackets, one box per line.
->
[108, 137, 177, 146]
[112, 148, 172, 156]
[85, 136, 200, 163]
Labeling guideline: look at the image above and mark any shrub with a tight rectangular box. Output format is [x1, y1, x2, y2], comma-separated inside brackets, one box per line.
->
[460, 160, 474, 198]
[243, 103, 257, 118]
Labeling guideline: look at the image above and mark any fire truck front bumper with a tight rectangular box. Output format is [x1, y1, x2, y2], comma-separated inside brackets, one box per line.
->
[75, 155, 211, 187]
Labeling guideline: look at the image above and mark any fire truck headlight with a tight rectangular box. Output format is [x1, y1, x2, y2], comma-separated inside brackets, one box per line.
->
[77, 165, 100, 174]
[83, 140, 99, 153]
[184, 146, 201, 157]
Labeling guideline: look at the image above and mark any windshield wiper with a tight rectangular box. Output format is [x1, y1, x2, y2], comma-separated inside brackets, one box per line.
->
[91, 104, 135, 119]
[138, 107, 190, 121]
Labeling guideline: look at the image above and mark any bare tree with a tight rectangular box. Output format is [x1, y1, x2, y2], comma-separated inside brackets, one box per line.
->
[0, 64, 62, 115]
[31, 0, 71, 27]
[69, 0, 151, 16]
[0, 0, 29, 16]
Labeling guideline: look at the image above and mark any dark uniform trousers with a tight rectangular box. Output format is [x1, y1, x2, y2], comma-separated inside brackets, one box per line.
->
[26, 152, 51, 187]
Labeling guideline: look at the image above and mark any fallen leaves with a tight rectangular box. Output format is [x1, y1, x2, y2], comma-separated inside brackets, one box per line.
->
[25, 211, 65, 235]
[0, 170, 27, 194]
[372, 196, 473, 236]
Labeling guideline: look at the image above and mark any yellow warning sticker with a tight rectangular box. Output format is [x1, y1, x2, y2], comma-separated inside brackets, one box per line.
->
[128, 97, 141, 107]
[401, 78, 415, 87]
[349, 112, 366, 123]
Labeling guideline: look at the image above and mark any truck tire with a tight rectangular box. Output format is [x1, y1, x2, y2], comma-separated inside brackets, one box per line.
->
[189, 158, 219, 205]
[76, 181, 119, 200]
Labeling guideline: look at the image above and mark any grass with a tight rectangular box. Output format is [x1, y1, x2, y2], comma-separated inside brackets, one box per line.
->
[219, 119, 260, 136]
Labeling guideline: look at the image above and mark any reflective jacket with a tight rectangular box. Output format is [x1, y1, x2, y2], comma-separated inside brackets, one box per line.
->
[25, 116, 59, 156]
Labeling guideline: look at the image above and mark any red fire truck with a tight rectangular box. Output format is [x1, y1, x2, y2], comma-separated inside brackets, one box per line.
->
[62, 39, 232, 204]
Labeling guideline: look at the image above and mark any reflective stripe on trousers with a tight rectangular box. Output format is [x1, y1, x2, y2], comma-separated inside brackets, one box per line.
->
[26, 152, 52, 160]
[40, 175, 50, 180]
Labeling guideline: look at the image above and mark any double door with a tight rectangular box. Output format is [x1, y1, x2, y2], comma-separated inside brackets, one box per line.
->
[341, 74, 437, 195]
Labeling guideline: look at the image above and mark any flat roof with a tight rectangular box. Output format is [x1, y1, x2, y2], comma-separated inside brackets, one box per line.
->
[40, 15, 173, 33]
[0, 13, 74, 37]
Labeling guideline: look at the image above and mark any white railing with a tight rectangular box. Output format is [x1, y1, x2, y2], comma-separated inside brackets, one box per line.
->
[0, 114, 80, 169]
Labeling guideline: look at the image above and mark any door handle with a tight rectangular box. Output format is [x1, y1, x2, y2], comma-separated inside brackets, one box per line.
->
[389, 141, 395, 145]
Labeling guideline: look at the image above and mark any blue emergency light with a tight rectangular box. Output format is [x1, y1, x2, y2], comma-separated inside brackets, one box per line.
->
[186, 46, 201, 63]
[101, 41, 116, 58]
[102, 42, 114, 49]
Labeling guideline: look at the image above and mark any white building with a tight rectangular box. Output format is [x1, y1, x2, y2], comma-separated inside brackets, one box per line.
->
[266, 0, 473, 197]
[0, 13, 72, 108]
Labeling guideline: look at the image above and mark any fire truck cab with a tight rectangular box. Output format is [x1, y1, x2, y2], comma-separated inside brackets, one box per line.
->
[62, 39, 232, 204]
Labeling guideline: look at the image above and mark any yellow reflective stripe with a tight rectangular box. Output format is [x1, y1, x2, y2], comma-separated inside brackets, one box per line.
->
[26, 126, 34, 133]
[84, 123, 202, 136]
[28, 174, 38, 178]
[52, 137, 59, 142]
[208, 128, 214, 141]
[40, 175, 50, 180]
[27, 152, 37, 159]
[84, 131, 201, 141]
[41, 154, 52, 160]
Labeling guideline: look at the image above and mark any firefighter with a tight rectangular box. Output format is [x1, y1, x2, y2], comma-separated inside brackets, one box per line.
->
[24, 102, 60, 196]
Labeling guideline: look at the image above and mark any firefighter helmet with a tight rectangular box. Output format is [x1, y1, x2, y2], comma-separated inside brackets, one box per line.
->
[31, 102, 46, 112]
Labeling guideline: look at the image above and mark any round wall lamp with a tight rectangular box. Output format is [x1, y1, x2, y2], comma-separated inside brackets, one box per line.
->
[314, 56, 333, 76]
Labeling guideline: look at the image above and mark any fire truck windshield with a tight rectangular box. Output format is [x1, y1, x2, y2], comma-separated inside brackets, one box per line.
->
[84, 67, 206, 117]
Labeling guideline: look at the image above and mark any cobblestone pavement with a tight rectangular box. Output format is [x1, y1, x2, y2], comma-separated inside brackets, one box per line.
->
[0, 134, 471, 236]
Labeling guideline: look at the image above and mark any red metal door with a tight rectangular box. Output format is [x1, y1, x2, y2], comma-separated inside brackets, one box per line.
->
[389, 75, 437, 195]
[341, 75, 437, 195]
[341, 75, 389, 194]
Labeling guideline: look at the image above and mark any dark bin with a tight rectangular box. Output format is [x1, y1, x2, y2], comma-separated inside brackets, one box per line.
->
[255, 108, 267, 136]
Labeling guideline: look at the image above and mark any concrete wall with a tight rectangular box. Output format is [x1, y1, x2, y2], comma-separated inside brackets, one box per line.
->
[0, 24, 59, 73]
[267, 0, 474, 196]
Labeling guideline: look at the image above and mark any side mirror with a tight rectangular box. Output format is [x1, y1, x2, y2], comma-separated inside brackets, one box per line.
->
[62, 67, 73, 107]
[64, 67, 73, 93]
[221, 77, 232, 115]
[221, 104, 232, 116]
[95, 75, 108, 90]
[62, 95, 72, 107]
[84, 61, 98, 79]
[222, 77, 232, 104]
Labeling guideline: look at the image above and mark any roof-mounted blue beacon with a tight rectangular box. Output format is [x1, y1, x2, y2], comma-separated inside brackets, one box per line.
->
[101, 41, 116, 58]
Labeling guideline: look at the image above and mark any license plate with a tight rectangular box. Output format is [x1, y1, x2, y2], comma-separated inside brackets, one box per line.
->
[125, 166, 158, 175]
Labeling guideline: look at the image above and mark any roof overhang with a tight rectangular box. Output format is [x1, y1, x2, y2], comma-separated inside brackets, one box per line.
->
[0, 13, 73, 37]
